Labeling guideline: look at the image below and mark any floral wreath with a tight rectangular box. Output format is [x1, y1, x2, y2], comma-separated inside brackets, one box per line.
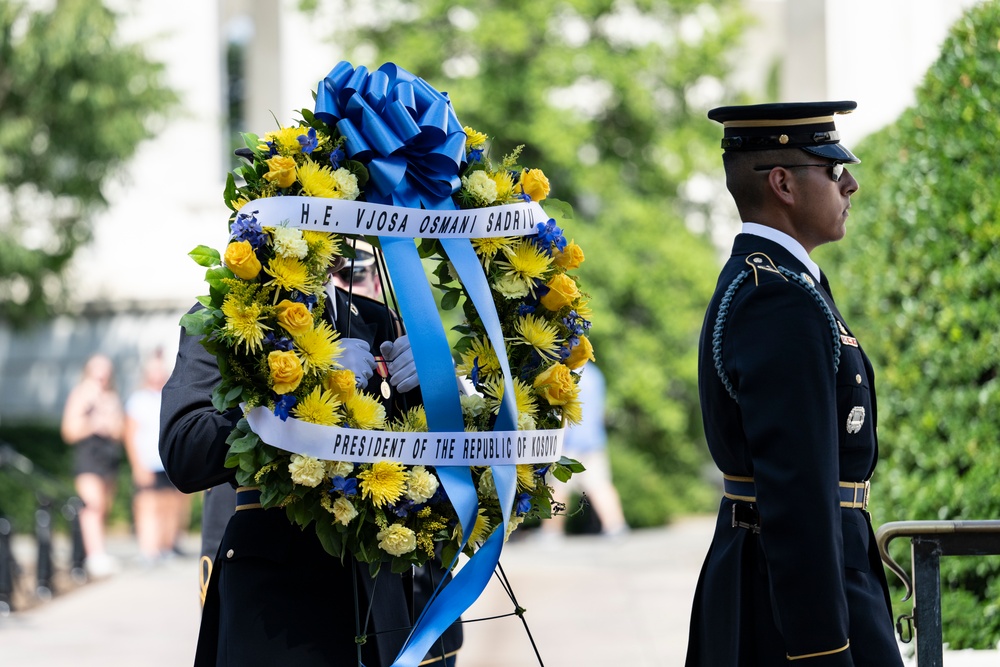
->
[184, 62, 593, 575]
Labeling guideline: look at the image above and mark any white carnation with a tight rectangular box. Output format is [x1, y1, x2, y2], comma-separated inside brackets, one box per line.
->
[270, 226, 309, 259]
[288, 454, 326, 487]
[333, 168, 360, 201]
[332, 497, 358, 526]
[462, 170, 498, 205]
[405, 465, 439, 503]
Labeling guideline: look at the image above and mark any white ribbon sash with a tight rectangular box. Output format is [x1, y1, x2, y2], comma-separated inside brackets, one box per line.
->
[246, 406, 564, 466]
[238, 197, 547, 239]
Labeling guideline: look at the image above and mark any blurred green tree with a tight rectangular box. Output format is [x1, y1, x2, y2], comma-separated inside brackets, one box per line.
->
[817, 0, 1000, 648]
[300, 0, 749, 522]
[0, 0, 176, 324]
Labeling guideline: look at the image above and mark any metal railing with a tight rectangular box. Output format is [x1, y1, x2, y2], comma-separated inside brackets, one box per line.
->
[876, 520, 1000, 666]
[0, 443, 85, 616]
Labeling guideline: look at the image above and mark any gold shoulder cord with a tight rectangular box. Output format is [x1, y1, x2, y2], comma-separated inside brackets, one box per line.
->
[199, 555, 213, 607]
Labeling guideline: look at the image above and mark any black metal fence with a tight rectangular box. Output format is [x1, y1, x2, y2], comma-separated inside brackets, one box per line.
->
[0, 443, 85, 616]
[876, 519, 1000, 666]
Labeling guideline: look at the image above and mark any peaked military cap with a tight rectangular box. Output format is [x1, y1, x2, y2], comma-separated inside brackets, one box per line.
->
[708, 100, 859, 163]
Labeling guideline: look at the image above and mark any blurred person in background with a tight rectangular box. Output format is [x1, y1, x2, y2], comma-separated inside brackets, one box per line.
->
[124, 349, 190, 565]
[61, 353, 125, 578]
[541, 361, 627, 539]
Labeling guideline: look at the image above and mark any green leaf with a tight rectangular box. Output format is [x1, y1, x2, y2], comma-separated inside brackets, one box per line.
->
[189, 245, 222, 268]
[315, 519, 344, 557]
[223, 173, 238, 210]
[541, 197, 575, 221]
[440, 289, 461, 311]
[227, 431, 260, 454]
[179, 309, 213, 336]
[206, 267, 234, 295]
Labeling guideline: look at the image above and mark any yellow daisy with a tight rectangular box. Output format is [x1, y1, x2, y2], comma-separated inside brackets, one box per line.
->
[465, 508, 492, 546]
[357, 461, 407, 508]
[516, 464, 537, 491]
[496, 240, 551, 285]
[457, 336, 502, 379]
[264, 255, 314, 293]
[482, 377, 538, 420]
[292, 386, 342, 426]
[471, 236, 516, 270]
[221, 294, 270, 353]
[264, 126, 307, 154]
[490, 169, 516, 203]
[297, 160, 344, 199]
[562, 394, 584, 426]
[303, 231, 342, 269]
[512, 314, 561, 360]
[464, 126, 488, 149]
[293, 321, 341, 375]
[345, 392, 387, 430]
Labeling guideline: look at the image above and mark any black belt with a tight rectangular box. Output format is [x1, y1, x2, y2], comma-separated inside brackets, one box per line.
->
[723, 475, 870, 509]
[235, 486, 262, 511]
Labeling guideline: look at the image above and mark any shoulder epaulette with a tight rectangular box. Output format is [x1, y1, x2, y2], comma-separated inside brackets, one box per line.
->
[713, 260, 842, 402]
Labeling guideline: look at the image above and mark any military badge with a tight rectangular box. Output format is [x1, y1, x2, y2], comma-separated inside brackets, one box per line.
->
[838, 321, 858, 347]
[846, 406, 866, 434]
[800, 272, 815, 287]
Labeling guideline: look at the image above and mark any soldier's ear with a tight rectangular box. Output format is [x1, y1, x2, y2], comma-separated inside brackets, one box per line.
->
[767, 167, 797, 206]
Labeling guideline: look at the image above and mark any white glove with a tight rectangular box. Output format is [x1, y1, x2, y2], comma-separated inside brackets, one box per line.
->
[336, 337, 377, 386]
[379, 335, 420, 393]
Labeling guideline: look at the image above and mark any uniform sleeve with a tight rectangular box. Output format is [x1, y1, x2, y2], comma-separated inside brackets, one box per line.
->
[728, 281, 852, 664]
[159, 309, 241, 494]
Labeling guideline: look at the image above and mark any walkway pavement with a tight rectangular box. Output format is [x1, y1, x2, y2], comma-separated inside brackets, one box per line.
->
[0, 516, 996, 666]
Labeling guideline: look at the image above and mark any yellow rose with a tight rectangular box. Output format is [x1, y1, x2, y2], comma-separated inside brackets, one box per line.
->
[263, 155, 297, 188]
[323, 369, 356, 401]
[275, 299, 313, 337]
[540, 273, 580, 312]
[224, 240, 262, 280]
[553, 241, 585, 270]
[520, 168, 550, 202]
[268, 350, 304, 394]
[564, 335, 595, 370]
[533, 362, 578, 406]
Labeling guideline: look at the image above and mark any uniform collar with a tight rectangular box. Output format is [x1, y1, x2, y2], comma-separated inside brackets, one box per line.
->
[741, 222, 821, 283]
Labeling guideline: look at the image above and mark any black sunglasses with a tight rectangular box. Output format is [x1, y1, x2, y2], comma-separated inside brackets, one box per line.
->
[753, 162, 845, 182]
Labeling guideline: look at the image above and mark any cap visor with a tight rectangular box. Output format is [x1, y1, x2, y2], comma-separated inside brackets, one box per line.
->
[803, 144, 859, 164]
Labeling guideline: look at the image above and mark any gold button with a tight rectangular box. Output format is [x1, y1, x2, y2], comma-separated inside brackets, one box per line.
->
[226, 549, 235, 559]
[778, 134, 789, 144]
[856, 374, 862, 384]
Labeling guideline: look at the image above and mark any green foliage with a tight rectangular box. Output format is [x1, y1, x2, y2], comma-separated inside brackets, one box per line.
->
[0, 0, 177, 324]
[816, 0, 1000, 648]
[306, 0, 749, 518]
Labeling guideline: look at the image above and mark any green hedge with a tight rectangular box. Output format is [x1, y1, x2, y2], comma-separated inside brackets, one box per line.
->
[816, 0, 1000, 648]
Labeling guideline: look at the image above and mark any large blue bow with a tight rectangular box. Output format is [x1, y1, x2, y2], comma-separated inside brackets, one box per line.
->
[315, 61, 466, 210]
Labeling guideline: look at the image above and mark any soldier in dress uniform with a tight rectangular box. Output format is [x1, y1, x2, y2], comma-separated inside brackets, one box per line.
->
[161, 256, 461, 666]
[685, 101, 904, 666]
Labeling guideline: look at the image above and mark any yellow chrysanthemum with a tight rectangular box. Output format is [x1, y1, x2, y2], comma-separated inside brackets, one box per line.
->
[496, 240, 551, 285]
[574, 299, 593, 320]
[264, 255, 313, 293]
[464, 126, 488, 149]
[357, 461, 407, 508]
[457, 337, 502, 379]
[344, 392, 387, 430]
[221, 294, 270, 353]
[292, 386, 342, 426]
[303, 231, 341, 269]
[490, 169, 516, 203]
[512, 314, 561, 360]
[297, 160, 345, 199]
[389, 406, 428, 432]
[561, 394, 584, 426]
[264, 126, 308, 154]
[294, 321, 342, 374]
[465, 508, 492, 546]
[230, 195, 252, 211]
[482, 377, 538, 420]
[471, 236, 516, 269]
[516, 464, 537, 491]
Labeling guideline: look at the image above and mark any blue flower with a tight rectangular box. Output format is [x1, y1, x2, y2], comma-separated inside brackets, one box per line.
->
[274, 394, 297, 421]
[532, 219, 567, 255]
[468, 147, 484, 163]
[391, 499, 418, 518]
[297, 127, 318, 154]
[534, 464, 551, 478]
[328, 146, 345, 169]
[291, 290, 318, 308]
[515, 492, 532, 516]
[230, 212, 268, 249]
[518, 303, 536, 316]
[266, 141, 278, 157]
[264, 332, 294, 351]
[330, 475, 358, 497]
[562, 311, 589, 337]
[470, 356, 481, 388]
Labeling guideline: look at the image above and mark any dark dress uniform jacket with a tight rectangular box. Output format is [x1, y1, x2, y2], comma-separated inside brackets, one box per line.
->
[685, 235, 903, 666]
[160, 289, 456, 667]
